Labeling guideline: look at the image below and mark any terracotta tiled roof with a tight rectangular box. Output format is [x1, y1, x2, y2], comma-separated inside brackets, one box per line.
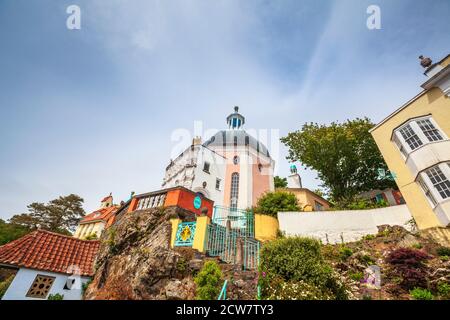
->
[80, 206, 118, 226]
[101, 195, 113, 203]
[0, 230, 100, 276]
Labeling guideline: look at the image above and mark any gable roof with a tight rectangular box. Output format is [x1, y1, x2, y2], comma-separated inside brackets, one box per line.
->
[0, 230, 100, 276]
[79, 206, 118, 227]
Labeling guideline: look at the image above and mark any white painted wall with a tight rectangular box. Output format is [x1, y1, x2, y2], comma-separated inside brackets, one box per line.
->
[2, 268, 91, 300]
[278, 205, 413, 244]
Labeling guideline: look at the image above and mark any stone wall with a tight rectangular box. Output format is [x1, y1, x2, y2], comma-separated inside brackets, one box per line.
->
[278, 205, 413, 244]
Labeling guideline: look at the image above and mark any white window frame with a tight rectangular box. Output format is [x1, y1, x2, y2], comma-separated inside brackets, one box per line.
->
[393, 116, 446, 159]
[418, 162, 450, 207]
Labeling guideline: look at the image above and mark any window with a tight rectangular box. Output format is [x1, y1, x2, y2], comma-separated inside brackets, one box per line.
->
[426, 166, 450, 199]
[314, 201, 324, 211]
[394, 117, 446, 158]
[230, 173, 239, 210]
[393, 135, 408, 158]
[215, 178, 221, 190]
[203, 162, 210, 173]
[233, 156, 239, 165]
[26, 275, 55, 299]
[417, 119, 443, 142]
[399, 124, 423, 151]
[418, 177, 438, 206]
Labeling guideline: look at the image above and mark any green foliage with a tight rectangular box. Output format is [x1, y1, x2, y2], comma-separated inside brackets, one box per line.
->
[106, 228, 118, 254]
[0, 219, 30, 245]
[333, 197, 388, 211]
[254, 191, 300, 217]
[259, 237, 348, 300]
[358, 254, 375, 265]
[363, 234, 376, 241]
[176, 257, 188, 273]
[281, 118, 395, 203]
[0, 275, 14, 299]
[82, 280, 92, 296]
[349, 272, 364, 282]
[194, 261, 223, 300]
[8, 194, 85, 234]
[47, 293, 64, 300]
[412, 243, 423, 250]
[436, 246, 450, 257]
[274, 176, 288, 188]
[410, 288, 433, 300]
[84, 233, 98, 240]
[437, 282, 450, 299]
[339, 247, 353, 261]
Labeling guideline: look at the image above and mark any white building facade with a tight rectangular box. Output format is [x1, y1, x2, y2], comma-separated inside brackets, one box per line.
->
[162, 107, 275, 210]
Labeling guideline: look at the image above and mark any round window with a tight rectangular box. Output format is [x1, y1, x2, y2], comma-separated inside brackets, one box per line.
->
[233, 156, 239, 165]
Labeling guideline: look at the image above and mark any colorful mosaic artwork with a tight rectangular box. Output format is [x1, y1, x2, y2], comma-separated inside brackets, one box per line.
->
[175, 222, 196, 246]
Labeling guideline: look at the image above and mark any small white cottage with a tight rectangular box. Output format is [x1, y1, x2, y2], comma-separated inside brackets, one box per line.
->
[0, 229, 99, 300]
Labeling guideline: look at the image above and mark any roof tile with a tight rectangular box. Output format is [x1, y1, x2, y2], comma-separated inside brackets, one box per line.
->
[0, 230, 99, 276]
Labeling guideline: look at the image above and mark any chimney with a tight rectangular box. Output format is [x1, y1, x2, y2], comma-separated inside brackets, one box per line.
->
[192, 136, 202, 146]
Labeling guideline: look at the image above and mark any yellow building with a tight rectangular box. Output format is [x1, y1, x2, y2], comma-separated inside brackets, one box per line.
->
[277, 188, 331, 212]
[74, 194, 118, 239]
[370, 54, 450, 238]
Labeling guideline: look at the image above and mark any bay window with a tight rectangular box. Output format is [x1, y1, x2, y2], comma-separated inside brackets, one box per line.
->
[393, 116, 445, 157]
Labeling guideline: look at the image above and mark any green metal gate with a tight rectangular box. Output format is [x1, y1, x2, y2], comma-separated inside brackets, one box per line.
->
[207, 206, 260, 270]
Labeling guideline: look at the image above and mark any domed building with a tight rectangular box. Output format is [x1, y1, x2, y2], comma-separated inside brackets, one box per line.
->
[162, 107, 275, 209]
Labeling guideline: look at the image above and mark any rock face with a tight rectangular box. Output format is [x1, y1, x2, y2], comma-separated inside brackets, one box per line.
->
[84, 206, 201, 300]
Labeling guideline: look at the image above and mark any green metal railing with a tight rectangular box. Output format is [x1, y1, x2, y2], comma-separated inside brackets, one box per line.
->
[218, 280, 228, 300]
[212, 206, 254, 238]
[243, 237, 260, 270]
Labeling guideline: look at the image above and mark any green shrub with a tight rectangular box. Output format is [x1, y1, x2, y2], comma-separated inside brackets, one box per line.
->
[339, 247, 353, 261]
[0, 275, 14, 299]
[194, 261, 223, 300]
[84, 233, 98, 240]
[82, 280, 92, 296]
[436, 246, 450, 257]
[363, 234, 376, 241]
[47, 293, 64, 300]
[412, 243, 423, 249]
[349, 272, 364, 282]
[410, 288, 433, 300]
[358, 254, 375, 265]
[254, 191, 300, 217]
[259, 237, 348, 300]
[437, 282, 450, 299]
[440, 255, 449, 261]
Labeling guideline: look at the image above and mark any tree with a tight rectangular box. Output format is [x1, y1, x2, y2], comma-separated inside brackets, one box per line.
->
[0, 219, 30, 245]
[194, 261, 223, 300]
[8, 194, 85, 234]
[254, 191, 300, 217]
[274, 176, 288, 188]
[281, 118, 395, 204]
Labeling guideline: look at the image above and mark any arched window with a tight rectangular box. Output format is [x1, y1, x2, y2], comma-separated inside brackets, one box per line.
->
[230, 172, 239, 210]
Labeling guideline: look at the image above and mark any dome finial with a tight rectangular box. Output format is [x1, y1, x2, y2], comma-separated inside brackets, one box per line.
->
[226, 106, 245, 130]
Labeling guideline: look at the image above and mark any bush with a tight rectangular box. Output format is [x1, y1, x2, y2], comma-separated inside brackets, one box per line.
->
[259, 237, 348, 300]
[47, 293, 64, 300]
[349, 272, 364, 282]
[339, 247, 353, 261]
[333, 197, 388, 211]
[386, 248, 431, 290]
[254, 191, 300, 217]
[358, 254, 375, 265]
[0, 275, 14, 299]
[194, 261, 223, 300]
[436, 246, 450, 257]
[437, 282, 450, 299]
[410, 288, 433, 300]
[84, 233, 98, 240]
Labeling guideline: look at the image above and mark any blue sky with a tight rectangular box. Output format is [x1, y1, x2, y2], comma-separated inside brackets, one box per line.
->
[0, 0, 449, 219]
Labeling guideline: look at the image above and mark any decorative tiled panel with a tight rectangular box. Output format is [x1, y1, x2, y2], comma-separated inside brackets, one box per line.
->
[175, 222, 196, 246]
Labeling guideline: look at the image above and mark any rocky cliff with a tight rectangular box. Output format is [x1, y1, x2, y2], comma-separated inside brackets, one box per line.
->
[84, 206, 204, 300]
